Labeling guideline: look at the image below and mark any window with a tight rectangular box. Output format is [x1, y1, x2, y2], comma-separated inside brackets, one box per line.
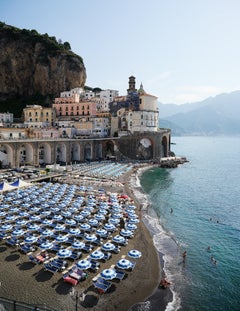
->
[35, 112, 38, 116]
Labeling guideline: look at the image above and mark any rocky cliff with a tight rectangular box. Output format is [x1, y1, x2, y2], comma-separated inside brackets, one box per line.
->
[0, 22, 87, 101]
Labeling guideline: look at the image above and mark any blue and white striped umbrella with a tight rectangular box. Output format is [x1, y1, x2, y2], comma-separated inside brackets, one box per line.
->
[84, 233, 97, 242]
[54, 223, 66, 231]
[52, 214, 63, 221]
[101, 242, 115, 252]
[57, 248, 72, 258]
[27, 223, 40, 231]
[61, 211, 72, 218]
[41, 229, 54, 237]
[109, 218, 120, 225]
[74, 214, 85, 222]
[128, 218, 140, 224]
[55, 234, 68, 243]
[104, 223, 116, 232]
[40, 210, 51, 216]
[0, 211, 6, 217]
[128, 205, 136, 209]
[29, 215, 41, 222]
[95, 228, 108, 237]
[88, 219, 99, 227]
[128, 249, 142, 259]
[116, 258, 133, 270]
[95, 214, 105, 221]
[19, 211, 29, 217]
[80, 223, 91, 231]
[15, 219, 27, 226]
[112, 235, 126, 244]
[5, 215, 17, 221]
[80, 210, 91, 218]
[100, 268, 117, 280]
[126, 223, 138, 231]
[89, 250, 104, 261]
[41, 219, 53, 226]
[24, 235, 38, 244]
[71, 240, 85, 249]
[120, 229, 133, 237]
[77, 259, 91, 270]
[11, 228, 26, 237]
[68, 228, 80, 236]
[39, 241, 54, 250]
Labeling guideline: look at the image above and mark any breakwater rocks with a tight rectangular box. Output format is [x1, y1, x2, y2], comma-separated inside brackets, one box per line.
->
[159, 156, 188, 168]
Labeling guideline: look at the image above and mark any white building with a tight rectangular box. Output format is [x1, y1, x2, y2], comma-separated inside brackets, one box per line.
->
[0, 112, 14, 126]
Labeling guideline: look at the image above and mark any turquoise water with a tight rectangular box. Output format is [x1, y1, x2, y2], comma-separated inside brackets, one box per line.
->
[140, 136, 240, 311]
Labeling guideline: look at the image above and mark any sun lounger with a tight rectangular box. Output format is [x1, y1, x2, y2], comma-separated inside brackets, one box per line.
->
[5, 237, 20, 247]
[95, 277, 112, 287]
[63, 275, 78, 286]
[101, 252, 112, 262]
[19, 243, 36, 254]
[115, 269, 126, 280]
[44, 263, 59, 273]
[49, 258, 68, 271]
[69, 250, 82, 260]
[93, 280, 112, 294]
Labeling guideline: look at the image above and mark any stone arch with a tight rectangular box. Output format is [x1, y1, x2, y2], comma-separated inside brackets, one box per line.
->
[70, 142, 81, 162]
[161, 135, 168, 157]
[55, 143, 67, 164]
[0, 144, 13, 168]
[18, 143, 34, 166]
[84, 142, 92, 161]
[38, 142, 52, 165]
[104, 140, 115, 159]
[95, 142, 103, 160]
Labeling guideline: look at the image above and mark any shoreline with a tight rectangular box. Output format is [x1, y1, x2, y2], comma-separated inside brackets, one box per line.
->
[0, 164, 172, 311]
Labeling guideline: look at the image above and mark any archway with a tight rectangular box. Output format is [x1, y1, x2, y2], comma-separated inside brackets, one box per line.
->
[161, 136, 168, 157]
[38, 143, 52, 165]
[18, 143, 34, 166]
[84, 143, 92, 161]
[71, 142, 81, 162]
[0, 144, 13, 168]
[95, 143, 103, 160]
[55, 143, 67, 164]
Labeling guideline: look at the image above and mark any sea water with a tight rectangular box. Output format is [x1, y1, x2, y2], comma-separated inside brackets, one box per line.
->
[140, 136, 240, 311]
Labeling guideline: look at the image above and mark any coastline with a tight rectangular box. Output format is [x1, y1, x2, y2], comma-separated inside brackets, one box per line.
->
[0, 164, 172, 311]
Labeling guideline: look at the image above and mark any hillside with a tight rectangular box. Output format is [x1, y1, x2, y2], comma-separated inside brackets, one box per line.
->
[0, 22, 87, 116]
[159, 91, 240, 135]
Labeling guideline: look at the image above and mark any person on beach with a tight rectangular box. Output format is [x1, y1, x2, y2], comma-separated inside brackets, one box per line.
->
[160, 278, 171, 289]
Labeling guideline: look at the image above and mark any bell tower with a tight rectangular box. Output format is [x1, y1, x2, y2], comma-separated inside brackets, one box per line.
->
[127, 76, 137, 94]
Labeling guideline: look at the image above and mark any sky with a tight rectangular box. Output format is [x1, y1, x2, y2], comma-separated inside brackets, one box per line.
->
[1, 0, 240, 105]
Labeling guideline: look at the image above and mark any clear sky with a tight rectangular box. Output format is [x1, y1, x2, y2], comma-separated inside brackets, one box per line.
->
[1, 0, 240, 104]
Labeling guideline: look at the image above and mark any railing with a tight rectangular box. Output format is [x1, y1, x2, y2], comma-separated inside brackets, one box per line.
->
[0, 297, 58, 311]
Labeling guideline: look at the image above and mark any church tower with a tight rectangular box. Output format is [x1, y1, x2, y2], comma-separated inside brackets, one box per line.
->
[127, 76, 137, 94]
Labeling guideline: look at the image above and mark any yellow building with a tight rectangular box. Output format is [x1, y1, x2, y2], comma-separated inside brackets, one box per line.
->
[23, 105, 56, 127]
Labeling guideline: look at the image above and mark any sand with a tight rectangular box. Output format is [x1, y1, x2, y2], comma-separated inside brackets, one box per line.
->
[0, 164, 172, 311]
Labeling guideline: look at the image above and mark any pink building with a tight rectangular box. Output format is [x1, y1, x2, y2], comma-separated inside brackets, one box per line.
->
[53, 94, 97, 118]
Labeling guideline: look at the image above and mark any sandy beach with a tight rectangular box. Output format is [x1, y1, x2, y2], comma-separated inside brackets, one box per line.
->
[0, 164, 172, 311]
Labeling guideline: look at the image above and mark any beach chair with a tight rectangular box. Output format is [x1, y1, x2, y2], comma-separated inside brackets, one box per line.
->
[19, 243, 36, 254]
[93, 281, 110, 294]
[115, 269, 126, 280]
[5, 237, 20, 247]
[44, 262, 59, 273]
[69, 250, 82, 260]
[101, 252, 112, 262]
[63, 275, 78, 286]
[95, 277, 112, 287]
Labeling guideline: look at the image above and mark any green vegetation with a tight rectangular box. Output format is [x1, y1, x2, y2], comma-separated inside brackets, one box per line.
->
[0, 21, 82, 62]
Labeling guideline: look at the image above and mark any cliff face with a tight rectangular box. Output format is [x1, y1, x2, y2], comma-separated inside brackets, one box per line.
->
[0, 23, 87, 101]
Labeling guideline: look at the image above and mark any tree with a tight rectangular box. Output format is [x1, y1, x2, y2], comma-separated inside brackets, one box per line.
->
[63, 41, 71, 50]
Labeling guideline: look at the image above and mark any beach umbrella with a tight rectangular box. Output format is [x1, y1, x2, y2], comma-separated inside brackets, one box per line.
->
[89, 250, 104, 261]
[39, 241, 54, 250]
[80, 223, 91, 231]
[95, 228, 108, 237]
[128, 249, 142, 259]
[41, 219, 53, 226]
[128, 205, 136, 209]
[112, 235, 126, 244]
[0, 211, 6, 217]
[27, 223, 40, 231]
[11, 228, 26, 237]
[29, 215, 42, 222]
[126, 223, 138, 231]
[77, 259, 91, 270]
[52, 214, 63, 221]
[9, 207, 19, 213]
[15, 219, 28, 226]
[104, 223, 116, 232]
[98, 209, 108, 215]
[84, 233, 97, 243]
[40, 210, 51, 216]
[68, 228, 81, 236]
[57, 248, 72, 258]
[61, 210, 72, 218]
[55, 234, 68, 243]
[19, 211, 29, 217]
[41, 229, 54, 237]
[30, 207, 41, 213]
[24, 235, 38, 244]
[128, 218, 140, 224]
[100, 268, 117, 280]
[71, 240, 85, 250]
[5, 215, 17, 221]
[74, 214, 85, 222]
[80, 210, 91, 218]
[88, 219, 99, 227]
[95, 214, 105, 221]
[120, 229, 133, 238]
[109, 218, 120, 225]
[65, 219, 77, 226]
[54, 223, 66, 231]
[116, 258, 133, 270]
[101, 242, 115, 252]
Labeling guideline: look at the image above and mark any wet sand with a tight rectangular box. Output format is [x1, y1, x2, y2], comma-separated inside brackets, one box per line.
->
[0, 165, 172, 311]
